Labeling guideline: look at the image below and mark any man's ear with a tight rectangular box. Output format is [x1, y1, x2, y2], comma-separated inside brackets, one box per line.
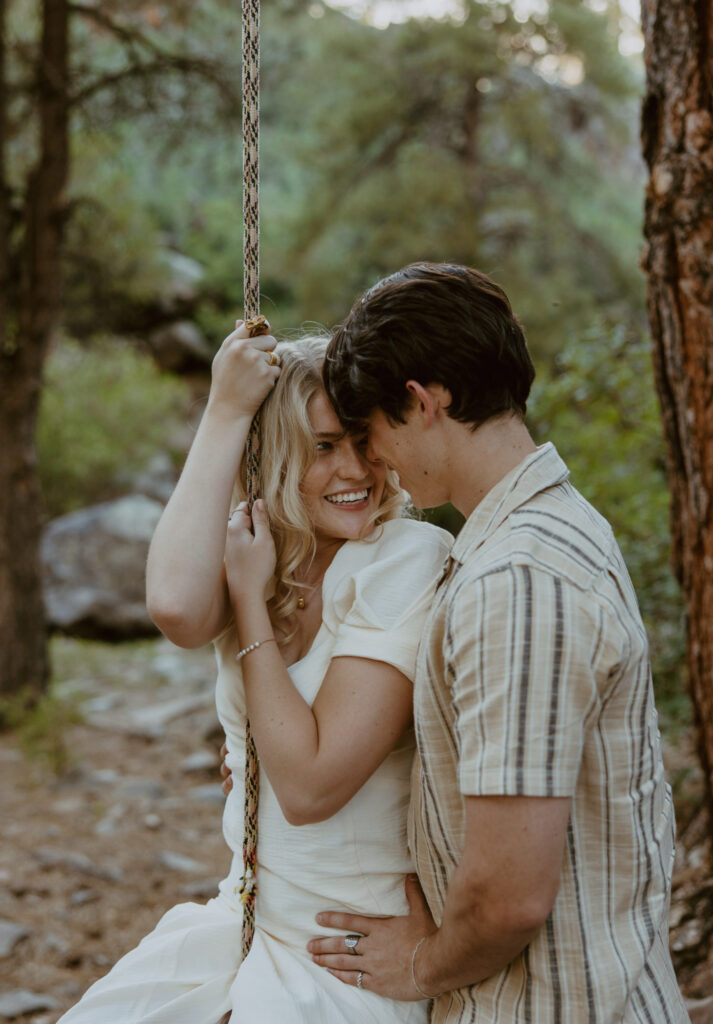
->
[405, 381, 447, 428]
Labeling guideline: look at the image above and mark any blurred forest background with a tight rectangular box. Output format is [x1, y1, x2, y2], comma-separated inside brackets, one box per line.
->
[27, 0, 685, 726]
[4, 0, 711, 1017]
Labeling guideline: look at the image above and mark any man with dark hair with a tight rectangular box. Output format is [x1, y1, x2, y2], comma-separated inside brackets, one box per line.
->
[309, 263, 686, 1022]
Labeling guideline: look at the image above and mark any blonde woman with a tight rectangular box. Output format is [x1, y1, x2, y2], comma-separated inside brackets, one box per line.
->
[57, 322, 450, 1024]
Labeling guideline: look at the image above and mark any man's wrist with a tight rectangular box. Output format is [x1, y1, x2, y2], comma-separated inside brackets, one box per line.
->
[411, 936, 439, 999]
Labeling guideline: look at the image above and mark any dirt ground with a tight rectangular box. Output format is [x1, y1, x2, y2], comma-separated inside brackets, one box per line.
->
[1, 636, 713, 1022]
[0, 638, 231, 1021]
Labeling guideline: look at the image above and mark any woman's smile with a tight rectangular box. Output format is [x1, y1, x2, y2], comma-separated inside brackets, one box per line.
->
[323, 487, 371, 510]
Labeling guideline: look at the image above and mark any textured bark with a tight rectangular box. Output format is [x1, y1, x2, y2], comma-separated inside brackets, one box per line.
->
[641, 1, 713, 809]
[0, 0, 69, 700]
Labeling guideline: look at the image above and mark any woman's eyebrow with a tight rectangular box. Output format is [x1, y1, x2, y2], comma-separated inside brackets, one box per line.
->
[315, 430, 347, 441]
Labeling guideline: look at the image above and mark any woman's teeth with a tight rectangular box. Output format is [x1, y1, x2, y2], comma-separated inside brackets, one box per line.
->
[325, 489, 368, 505]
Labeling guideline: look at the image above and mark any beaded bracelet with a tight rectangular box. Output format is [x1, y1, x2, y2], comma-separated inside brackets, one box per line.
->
[411, 936, 437, 999]
[235, 637, 276, 662]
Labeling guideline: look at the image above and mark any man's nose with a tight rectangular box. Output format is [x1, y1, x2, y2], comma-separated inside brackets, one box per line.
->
[338, 440, 370, 477]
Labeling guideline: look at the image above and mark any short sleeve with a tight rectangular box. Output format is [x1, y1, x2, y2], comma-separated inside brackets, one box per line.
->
[449, 564, 600, 798]
[324, 520, 451, 682]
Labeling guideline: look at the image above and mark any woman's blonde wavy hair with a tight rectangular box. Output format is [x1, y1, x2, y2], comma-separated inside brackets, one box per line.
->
[234, 333, 405, 638]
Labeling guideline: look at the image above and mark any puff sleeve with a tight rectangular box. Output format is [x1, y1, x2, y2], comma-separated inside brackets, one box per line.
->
[322, 519, 451, 681]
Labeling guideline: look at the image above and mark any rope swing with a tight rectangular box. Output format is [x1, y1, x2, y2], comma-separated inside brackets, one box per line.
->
[239, 0, 266, 961]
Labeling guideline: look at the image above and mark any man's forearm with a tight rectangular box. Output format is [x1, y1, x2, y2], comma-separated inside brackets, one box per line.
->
[414, 861, 543, 997]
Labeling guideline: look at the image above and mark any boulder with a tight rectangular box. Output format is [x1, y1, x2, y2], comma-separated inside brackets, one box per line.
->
[41, 495, 163, 639]
[129, 452, 178, 504]
[147, 320, 213, 374]
[156, 250, 205, 315]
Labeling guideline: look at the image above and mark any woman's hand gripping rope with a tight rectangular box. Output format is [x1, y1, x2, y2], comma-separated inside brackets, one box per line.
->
[209, 318, 280, 424]
[225, 499, 277, 607]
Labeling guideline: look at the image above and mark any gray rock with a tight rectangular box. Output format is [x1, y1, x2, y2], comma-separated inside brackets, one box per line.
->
[85, 768, 120, 786]
[56, 981, 82, 999]
[69, 889, 98, 906]
[175, 828, 200, 843]
[53, 797, 83, 815]
[157, 850, 208, 874]
[0, 990, 58, 1018]
[43, 930, 70, 954]
[41, 496, 164, 640]
[148, 320, 212, 373]
[180, 750, 218, 773]
[116, 778, 166, 800]
[671, 915, 703, 952]
[84, 695, 122, 715]
[129, 694, 213, 738]
[94, 803, 127, 836]
[130, 452, 178, 504]
[150, 648, 200, 683]
[179, 877, 220, 899]
[143, 813, 162, 829]
[0, 920, 30, 957]
[156, 250, 205, 314]
[187, 784, 225, 806]
[35, 847, 123, 883]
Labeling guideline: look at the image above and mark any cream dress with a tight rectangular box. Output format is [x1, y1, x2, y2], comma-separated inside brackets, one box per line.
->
[57, 518, 451, 1024]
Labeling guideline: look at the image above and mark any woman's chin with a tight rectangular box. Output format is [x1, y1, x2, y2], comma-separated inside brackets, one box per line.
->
[316, 503, 376, 541]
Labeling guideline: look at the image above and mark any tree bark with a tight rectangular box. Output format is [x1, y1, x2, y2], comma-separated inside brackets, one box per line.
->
[641, 1, 713, 810]
[0, 0, 7, 357]
[0, 0, 69, 701]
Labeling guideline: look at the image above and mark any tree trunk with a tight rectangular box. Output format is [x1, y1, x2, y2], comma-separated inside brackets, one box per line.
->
[0, 0, 7, 357]
[0, 0, 69, 702]
[640, 1, 713, 811]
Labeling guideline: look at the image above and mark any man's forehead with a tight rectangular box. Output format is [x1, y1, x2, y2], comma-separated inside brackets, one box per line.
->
[366, 408, 406, 433]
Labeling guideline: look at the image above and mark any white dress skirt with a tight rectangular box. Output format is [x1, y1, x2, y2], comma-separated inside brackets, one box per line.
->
[57, 519, 452, 1024]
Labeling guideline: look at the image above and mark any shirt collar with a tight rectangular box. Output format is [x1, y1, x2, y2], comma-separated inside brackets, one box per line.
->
[451, 442, 569, 564]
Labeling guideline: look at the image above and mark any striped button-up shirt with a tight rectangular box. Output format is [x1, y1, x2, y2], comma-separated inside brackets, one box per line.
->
[409, 443, 687, 1023]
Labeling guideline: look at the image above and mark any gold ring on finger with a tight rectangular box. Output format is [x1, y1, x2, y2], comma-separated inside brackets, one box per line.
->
[266, 351, 280, 367]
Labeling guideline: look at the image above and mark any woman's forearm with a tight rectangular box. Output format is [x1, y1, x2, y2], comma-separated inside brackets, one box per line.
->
[146, 402, 252, 642]
[234, 600, 324, 821]
[234, 597, 413, 825]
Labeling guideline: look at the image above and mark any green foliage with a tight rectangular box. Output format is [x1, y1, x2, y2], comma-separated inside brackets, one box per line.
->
[529, 321, 688, 735]
[37, 338, 189, 517]
[68, 0, 645, 361]
[0, 687, 83, 778]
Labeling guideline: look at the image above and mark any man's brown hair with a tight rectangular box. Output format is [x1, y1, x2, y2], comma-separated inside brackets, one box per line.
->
[324, 262, 535, 431]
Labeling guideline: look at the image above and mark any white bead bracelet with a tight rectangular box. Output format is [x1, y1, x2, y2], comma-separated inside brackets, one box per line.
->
[235, 637, 276, 662]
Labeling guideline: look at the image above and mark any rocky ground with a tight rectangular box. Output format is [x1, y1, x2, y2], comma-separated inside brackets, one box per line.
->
[1, 636, 713, 1022]
[0, 638, 229, 1022]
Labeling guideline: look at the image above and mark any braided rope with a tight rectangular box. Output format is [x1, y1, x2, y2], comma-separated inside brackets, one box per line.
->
[239, 0, 262, 962]
[242, 0, 260, 323]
